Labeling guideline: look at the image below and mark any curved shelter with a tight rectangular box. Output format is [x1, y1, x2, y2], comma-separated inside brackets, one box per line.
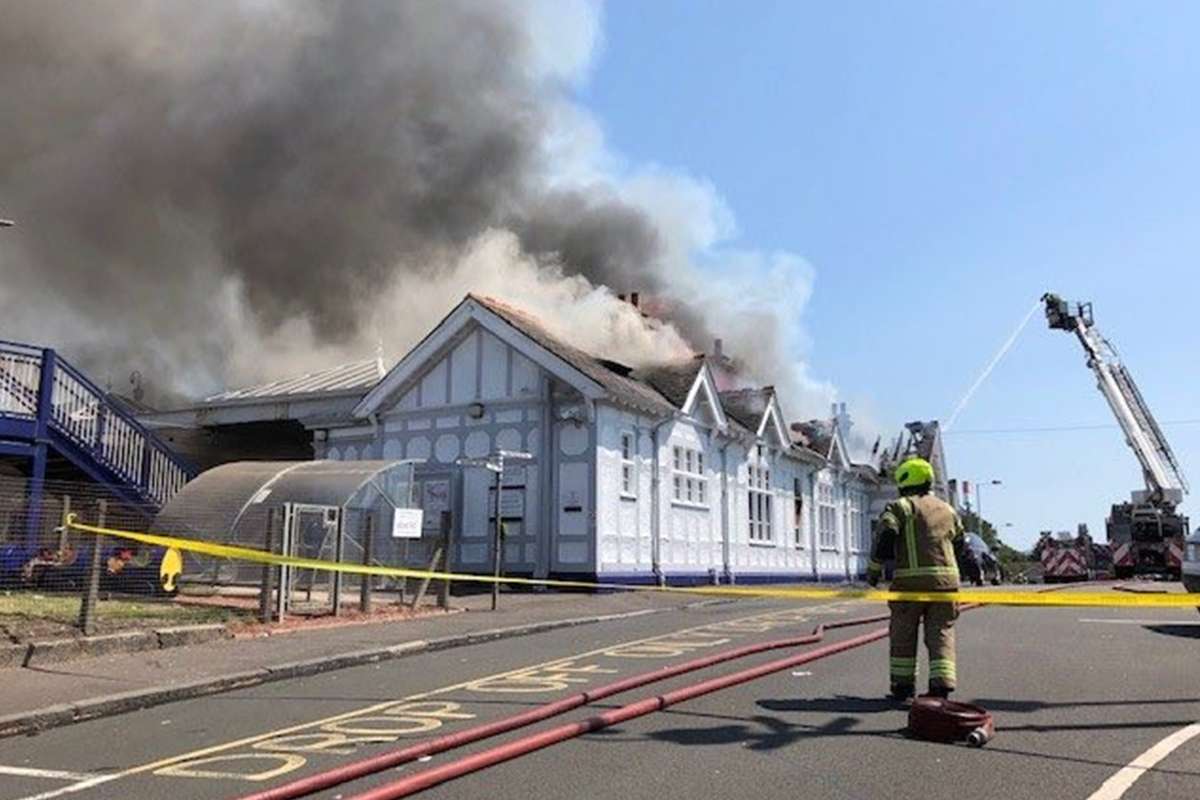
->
[154, 460, 419, 590]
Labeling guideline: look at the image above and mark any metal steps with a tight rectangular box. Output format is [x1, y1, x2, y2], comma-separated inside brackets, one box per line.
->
[0, 340, 194, 524]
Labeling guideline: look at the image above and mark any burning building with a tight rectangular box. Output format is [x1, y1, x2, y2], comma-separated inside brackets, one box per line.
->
[145, 294, 881, 585]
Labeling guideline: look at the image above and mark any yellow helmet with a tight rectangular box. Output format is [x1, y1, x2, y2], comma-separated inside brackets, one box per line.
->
[894, 457, 934, 489]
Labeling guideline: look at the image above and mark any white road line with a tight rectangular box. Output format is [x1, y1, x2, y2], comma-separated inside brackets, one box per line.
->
[6, 775, 120, 800]
[1086, 721, 1200, 800]
[1078, 619, 1200, 625]
[0, 766, 101, 781]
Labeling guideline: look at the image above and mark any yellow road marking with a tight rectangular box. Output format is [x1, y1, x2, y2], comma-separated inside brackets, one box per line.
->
[45, 602, 834, 788]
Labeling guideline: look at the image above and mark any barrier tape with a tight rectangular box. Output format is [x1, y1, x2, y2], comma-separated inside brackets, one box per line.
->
[65, 516, 1200, 609]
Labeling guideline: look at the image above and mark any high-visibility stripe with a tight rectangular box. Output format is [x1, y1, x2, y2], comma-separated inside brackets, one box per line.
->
[894, 566, 960, 578]
[929, 659, 957, 678]
[902, 499, 919, 571]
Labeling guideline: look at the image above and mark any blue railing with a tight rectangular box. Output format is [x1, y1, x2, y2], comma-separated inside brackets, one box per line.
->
[0, 340, 194, 507]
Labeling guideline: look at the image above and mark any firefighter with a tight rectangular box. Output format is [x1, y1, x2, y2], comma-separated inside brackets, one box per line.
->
[867, 457, 967, 702]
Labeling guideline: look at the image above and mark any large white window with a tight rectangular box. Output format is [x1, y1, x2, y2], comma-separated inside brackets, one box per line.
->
[792, 477, 806, 548]
[856, 493, 870, 550]
[848, 493, 863, 552]
[672, 445, 707, 506]
[620, 432, 636, 498]
[818, 481, 837, 549]
[748, 464, 773, 543]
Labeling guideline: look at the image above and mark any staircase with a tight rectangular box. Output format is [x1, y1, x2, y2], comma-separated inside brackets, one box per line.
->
[0, 340, 194, 524]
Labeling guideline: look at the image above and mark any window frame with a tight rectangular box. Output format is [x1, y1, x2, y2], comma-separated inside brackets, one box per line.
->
[748, 462, 774, 544]
[620, 431, 637, 499]
[847, 492, 863, 552]
[671, 444, 708, 508]
[792, 477, 806, 549]
[817, 480, 838, 550]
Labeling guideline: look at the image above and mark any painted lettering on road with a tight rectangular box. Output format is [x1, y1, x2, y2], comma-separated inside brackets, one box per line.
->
[5, 603, 844, 798]
[142, 606, 842, 783]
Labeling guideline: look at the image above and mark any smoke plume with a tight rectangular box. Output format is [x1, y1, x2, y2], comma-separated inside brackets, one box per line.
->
[0, 0, 835, 419]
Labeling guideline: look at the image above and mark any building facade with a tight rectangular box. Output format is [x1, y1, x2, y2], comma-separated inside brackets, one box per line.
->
[313, 295, 880, 584]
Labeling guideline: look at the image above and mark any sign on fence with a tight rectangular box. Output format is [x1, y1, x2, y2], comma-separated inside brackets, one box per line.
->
[391, 508, 424, 539]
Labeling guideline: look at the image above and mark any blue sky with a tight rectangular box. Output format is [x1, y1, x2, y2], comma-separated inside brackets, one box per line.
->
[581, 0, 1200, 549]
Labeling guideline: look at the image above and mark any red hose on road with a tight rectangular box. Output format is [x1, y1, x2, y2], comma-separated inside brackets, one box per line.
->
[346, 626, 891, 800]
[236, 612, 889, 800]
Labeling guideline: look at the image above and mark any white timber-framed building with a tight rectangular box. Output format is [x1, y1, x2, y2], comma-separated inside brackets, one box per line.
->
[145, 294, 885, 584]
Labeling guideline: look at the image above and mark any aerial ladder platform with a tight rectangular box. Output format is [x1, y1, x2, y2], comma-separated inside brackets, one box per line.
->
[1043, 293, 1188, 578]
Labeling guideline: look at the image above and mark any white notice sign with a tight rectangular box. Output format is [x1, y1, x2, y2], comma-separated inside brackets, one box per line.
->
[391, 508, 424, 539]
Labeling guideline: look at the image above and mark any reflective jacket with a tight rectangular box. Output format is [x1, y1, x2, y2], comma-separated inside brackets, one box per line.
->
[868, 494, 965, 592]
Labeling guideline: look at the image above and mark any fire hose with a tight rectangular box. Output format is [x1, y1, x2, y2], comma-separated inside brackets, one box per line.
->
[909, 697, 994, 747]
[236, 606, 987, 800]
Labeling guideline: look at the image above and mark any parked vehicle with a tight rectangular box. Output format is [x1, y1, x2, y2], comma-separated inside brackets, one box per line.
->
[960, 533, 1003, 586]
[1183, 528, 1200, 595]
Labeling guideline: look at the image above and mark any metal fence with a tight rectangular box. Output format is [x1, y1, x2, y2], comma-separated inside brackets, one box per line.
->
[0, 475, 452, 646]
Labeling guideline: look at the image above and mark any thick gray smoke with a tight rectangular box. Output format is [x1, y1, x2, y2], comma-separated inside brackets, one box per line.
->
[0, 0, 836, 419]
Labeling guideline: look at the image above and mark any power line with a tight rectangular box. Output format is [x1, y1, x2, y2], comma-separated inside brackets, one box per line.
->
[945, 419, 1200, 436]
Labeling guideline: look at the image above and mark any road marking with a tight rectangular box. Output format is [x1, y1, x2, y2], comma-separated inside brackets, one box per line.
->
[0, 766, 101, 781]
[12, 775, 117, 800]
[1086, 721, 1200, 800]
[11, 602, 850, 799]
[1078, 618, 1200, 625]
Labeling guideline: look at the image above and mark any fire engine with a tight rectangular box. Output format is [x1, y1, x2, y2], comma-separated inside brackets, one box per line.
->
[1032, 525, 1111, 583]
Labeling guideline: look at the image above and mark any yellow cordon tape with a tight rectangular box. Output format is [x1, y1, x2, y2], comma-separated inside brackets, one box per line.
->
[65, 516, 1200, 609]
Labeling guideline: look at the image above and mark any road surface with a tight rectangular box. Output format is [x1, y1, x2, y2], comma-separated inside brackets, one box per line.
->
[1, 591, 1197, 800]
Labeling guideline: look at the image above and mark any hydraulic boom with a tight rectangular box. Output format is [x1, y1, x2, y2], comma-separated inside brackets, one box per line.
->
[1043, 293, 1189, 578]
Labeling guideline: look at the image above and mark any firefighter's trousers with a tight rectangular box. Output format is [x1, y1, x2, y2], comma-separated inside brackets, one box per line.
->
[888, 601, 957, 691]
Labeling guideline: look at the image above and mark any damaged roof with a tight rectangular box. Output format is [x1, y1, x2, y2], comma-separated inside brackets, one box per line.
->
[632, 358, 706, 408]
[792, 419, 833, 458]
[471, 294, 680, 416]
[718, 387, 773, 433]
[204, 358, 386, 404]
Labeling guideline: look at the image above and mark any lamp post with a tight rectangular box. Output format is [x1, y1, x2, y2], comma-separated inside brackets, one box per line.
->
[974, 479, 1002, 537]
[457, 449, 532, 610]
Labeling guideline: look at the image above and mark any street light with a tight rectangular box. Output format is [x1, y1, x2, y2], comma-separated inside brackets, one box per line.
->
[972, 479, 1002, 537]
[457, 449, 533, 610]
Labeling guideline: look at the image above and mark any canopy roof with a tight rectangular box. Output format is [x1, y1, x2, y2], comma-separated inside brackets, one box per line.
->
[154, 460, 417, 546]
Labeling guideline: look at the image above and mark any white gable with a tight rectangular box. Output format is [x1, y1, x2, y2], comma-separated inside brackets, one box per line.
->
[681, 363, 728, 432]
[355, 297, 604, 417]
[756, 394, 791, 449]
[827, 424, 852, 470]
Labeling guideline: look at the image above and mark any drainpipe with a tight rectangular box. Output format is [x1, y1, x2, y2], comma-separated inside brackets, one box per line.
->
[840, 476, 853, 582]
[808, 468, 819, 582]
[718, 436, 735, 585]
[649, 415, 676, 587]
[369, 413, 382, 458]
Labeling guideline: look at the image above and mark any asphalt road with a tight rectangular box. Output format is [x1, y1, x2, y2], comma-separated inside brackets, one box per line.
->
[1, 591, 1198, 800]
